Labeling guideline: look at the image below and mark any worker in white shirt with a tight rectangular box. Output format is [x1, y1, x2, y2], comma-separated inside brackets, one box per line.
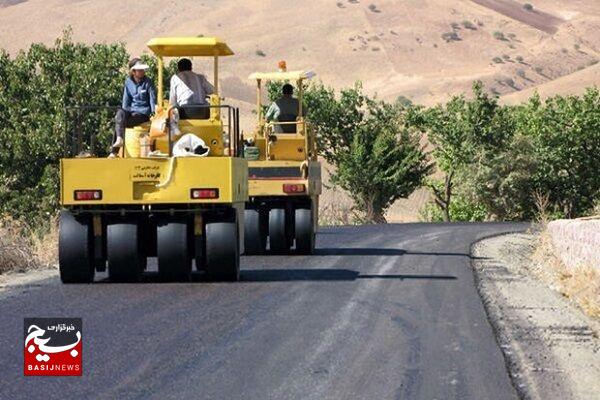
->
[168, 58, 214, 136]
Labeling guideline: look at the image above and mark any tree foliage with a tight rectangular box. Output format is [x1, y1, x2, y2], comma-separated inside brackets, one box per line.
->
[305, 83, 432, 223]
[0, 31, 178, 224]
[418, 82, 600, 221]
[0, 31, 128, 222]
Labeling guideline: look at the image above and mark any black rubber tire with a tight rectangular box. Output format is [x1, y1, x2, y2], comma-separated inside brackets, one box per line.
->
[244, 209, 266, 255]
[268, 208, 289, 253]
[205, 222, 239, 281]
[107, 223, 144, 283]
[295, 208, 315, 254]
[59, 211, 95, 284]
[157, 221, 191, 282]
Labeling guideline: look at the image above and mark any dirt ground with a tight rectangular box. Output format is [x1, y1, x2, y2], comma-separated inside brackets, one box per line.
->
[472, 233, 600, 400]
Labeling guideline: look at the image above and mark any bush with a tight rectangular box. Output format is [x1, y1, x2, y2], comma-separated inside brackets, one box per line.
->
[462, 21, 477, 30]
[441, 32, 461, 42]
[493, 31, 507, 41]
[523, 3, 534, 11]
[420, 193, 487, 222]
[0, 216, 57, 273]
[368, 4, 381, 13]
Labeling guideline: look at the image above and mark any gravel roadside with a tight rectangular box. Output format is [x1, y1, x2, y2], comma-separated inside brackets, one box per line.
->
[472, 233, 600, 400]
[0, 267, 57, 300]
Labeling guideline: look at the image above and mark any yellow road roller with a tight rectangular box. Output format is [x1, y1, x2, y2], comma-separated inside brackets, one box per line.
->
[59, 37, 247, 283]
[243, 65, 321, 254]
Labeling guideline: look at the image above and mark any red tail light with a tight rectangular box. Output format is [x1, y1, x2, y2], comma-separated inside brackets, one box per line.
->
[283, 183, 306, 194]
[74, 190, 102, 201]
[191, 188, 219, 199]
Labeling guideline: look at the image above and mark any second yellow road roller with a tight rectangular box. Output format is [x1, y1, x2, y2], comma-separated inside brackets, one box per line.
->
[243, 63, 321, 254]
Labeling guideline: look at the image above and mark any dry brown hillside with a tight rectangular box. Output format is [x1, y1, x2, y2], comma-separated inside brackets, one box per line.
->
[1, 0, 599, 221]
[501, 62, 600, 104]
[1, 0, 599, 106]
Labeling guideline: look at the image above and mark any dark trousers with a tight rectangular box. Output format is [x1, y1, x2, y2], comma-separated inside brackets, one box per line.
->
[114, 109, 150, 140]
[178, 106, 210, 120]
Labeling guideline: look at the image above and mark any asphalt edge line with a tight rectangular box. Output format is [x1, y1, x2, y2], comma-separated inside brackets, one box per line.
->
[469, 230, 532, 400]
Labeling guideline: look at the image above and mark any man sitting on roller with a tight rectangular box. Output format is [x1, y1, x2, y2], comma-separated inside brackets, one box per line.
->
[265, 84, 305, 133]
[169, 58, 215, 136]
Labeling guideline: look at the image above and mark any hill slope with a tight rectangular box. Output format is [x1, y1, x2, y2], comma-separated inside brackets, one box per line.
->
[1, 0, 599, 107]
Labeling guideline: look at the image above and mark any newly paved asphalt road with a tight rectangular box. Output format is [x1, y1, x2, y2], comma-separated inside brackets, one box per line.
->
[0, 223, 527, 400]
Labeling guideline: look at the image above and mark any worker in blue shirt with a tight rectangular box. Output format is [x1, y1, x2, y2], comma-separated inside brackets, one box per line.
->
[111, 58, 157, 155]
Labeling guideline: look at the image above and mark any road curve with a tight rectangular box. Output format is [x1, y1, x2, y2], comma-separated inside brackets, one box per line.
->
[0, 223, 527, 400]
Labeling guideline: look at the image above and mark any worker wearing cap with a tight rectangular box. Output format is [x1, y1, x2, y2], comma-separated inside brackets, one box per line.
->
[111, 58, 157, 153]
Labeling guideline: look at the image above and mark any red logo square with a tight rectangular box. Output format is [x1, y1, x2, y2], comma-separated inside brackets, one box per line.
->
[24, 318, 82, 376]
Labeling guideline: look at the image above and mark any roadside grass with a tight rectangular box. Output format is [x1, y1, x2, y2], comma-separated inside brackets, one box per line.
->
[532, 230, 600, 320]
[0, 216, 57, 274]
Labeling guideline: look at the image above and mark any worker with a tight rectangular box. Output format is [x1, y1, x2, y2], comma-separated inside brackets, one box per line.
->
[111, 58, 157, 155]
[265, 84, 305, 133]
[168, 58, 214, 136]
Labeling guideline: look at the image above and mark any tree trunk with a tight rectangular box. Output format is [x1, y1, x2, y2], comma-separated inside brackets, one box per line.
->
[431, 171, 454, 222]
[372, 207, 387, 224]
[362, 194, 388, 224]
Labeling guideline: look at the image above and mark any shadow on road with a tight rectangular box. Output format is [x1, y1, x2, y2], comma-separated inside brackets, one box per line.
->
[315, 248, 486, 259]
[94, 269, 457, 284]
[240, 269, 457, 282]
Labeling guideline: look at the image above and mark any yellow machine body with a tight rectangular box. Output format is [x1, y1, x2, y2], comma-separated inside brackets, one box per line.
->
[61, 157, 247, 205]
[248, 160, 321, 197]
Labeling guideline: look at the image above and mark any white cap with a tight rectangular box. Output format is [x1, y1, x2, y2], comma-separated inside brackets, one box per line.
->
[130, 61, 150, 71]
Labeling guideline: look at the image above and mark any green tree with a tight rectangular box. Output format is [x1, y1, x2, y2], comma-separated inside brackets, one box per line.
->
[306, 83, 431, 223]
[414, 81, 513, 221]
[512, 90, 600, 217]
[0, 31, 129, 222]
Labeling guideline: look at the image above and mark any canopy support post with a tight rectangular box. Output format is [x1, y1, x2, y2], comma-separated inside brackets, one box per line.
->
[157, 56, 164, 110]
[213, 55, 219, 95]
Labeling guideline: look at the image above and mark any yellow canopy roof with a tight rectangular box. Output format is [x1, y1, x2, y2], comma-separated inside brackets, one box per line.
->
[248, 70, 316, 81]
[147, 37, 234, 57]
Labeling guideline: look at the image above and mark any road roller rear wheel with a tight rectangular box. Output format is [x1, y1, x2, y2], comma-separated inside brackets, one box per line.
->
[157, 220, 192, 282]
[244, 209, 266, 255]
[295, 208, 315, 255]
[269, 208, 289, 254]
[59, 211, 94, 284]
[107, 222, 144, 283]
[206, 221, 239, 281]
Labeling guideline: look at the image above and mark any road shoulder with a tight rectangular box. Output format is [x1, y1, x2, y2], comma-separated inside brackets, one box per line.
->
[0, 267, 57, 299]
[472, 233, 600, 400]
